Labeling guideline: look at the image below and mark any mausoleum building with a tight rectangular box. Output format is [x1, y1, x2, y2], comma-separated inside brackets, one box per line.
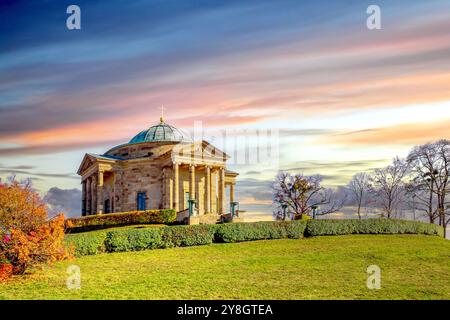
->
[77, 117, 238, 223]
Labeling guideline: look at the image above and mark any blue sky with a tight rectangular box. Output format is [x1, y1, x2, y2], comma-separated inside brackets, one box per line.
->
[1, 0, 450, 217]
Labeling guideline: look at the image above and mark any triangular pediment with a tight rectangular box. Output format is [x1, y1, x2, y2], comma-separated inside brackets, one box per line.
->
[77, 154, 97, 175]
[170, 140, 229, 163]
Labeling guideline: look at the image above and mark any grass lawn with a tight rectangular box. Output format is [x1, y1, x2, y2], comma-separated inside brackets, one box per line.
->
[1, 234, 449, 300]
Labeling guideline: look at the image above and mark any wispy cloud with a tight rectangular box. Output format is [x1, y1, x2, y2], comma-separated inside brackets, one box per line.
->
[1, 0, 450, 213]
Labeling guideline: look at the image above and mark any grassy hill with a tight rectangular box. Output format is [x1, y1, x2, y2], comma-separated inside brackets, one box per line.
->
[1, 234, 449, 300]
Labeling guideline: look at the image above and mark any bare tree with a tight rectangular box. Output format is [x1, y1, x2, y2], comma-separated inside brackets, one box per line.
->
[272, 172, 346, 220]
[348, 172, 371, 219]
[407, 140, 450, 237]
[370, 158, 409, 218]
[314, 186, 348, 217]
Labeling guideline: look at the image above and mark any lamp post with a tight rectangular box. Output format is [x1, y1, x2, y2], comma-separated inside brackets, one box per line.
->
[281, 204, 288, 221]
[230, 201, 239, 218]
[311, 205, 318, 220]
[188, 199, 196, 217]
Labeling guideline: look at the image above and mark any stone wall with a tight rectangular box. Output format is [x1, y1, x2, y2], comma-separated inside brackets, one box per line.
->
[119, 161, 164, 212]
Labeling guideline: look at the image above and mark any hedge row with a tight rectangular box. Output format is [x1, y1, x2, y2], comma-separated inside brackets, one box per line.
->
[65, 230, 108, 256]
[66, 219, 443, 256]
[67, 221, 307, 256]
[215, 221, 307, 242]
[104, 225, 218, 253]
[305, 219, 444, 237]
[65, 209, 177, 233]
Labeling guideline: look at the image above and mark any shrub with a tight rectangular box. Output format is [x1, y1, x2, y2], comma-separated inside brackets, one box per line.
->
[305, 219, 444, 237]
[65, 230, 108, 256]
[0, 263, 13, 281]
[65, 219, 443, 257]
[105, 228, 162, 253]
[65, 209, 176, 233]
[160, 225, 217, 248]
[0, 179, 70, 278]
[215, 221, 307, 243]
[284, 220, 308, 239]
[3, 215, 70, 275]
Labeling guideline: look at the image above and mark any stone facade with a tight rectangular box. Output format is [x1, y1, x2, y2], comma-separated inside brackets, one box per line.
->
[77, 139, 238, 223]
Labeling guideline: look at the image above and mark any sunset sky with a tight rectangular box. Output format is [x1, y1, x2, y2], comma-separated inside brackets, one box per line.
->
[1, 0, 450, 217]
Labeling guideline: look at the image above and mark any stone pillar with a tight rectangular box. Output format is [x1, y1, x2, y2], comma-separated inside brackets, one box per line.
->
[97, 171, 104, 214]
[162, 167, 167, 208]
[114, 170, 122, 212]
[162, 167, 172, 209]
[91, 176, 97, 215]
[205, 166, 211, 214]
[169, 171, 173, 210]
[82, 180, 87, 216]
[230, 183, 235, 203]
[86, 177, 91, 214]
[219, 168, 225, 214]
[189, 164, 196, 200]
[112, 172, 116, 213]
[173, 163, 179, 212]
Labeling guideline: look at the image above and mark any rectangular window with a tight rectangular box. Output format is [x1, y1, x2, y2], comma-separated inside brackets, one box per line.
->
[137, 192, 147, 211]
[104, 199, 110, 214]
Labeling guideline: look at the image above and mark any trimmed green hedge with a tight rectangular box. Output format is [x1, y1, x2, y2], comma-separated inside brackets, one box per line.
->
[160, 225, 217, 248]
[306, 219, 444, 237]
[215, 221, 307, 243]
[65, 209, 176, 233]
[104, 225, 217, 253]
[105, 228, 162, 253]
[65, 230, 108, 256]
[66, 219, 444, 256]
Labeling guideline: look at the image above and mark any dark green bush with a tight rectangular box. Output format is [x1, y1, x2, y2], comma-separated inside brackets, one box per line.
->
[65, 209, 176, 233]
[215, 221, 307, 243]
[105, 228, 162, 253]
[284, 220, 308, 239]
[65, 230, 108, 256]
[160, 225, 217, 248]
[66, 219, 443, 256]
[305, 219, 444, 237]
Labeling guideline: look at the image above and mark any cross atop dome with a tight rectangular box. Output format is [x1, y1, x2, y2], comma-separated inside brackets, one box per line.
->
[160, 104, 165, 123]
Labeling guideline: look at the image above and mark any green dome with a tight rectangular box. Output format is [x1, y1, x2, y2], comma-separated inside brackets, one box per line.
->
[129, 119, 190, 144]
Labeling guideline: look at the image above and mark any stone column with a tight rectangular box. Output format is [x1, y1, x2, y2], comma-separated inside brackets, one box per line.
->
[86, 177, 91, 214]
[82, 180, 87, 216]
[230, 183, 235, 203]
[189, 164, 196, 200]
[162, 167, 172, 209]
[219, 168, 225, 214]
[205, 166, 211, 214]
[162, 167, 167, 208]
[173, 163, 179, 212]
[169, 171, 173, 210]
[114, 170, 122, 212]
[91, 176, 97, 215]
[97, 171, 104, 214]
[112, 172, 116, 213]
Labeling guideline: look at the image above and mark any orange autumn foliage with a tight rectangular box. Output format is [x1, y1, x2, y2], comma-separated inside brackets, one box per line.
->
[0, 263, 13, 281]
[0, 178, 71, 279]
